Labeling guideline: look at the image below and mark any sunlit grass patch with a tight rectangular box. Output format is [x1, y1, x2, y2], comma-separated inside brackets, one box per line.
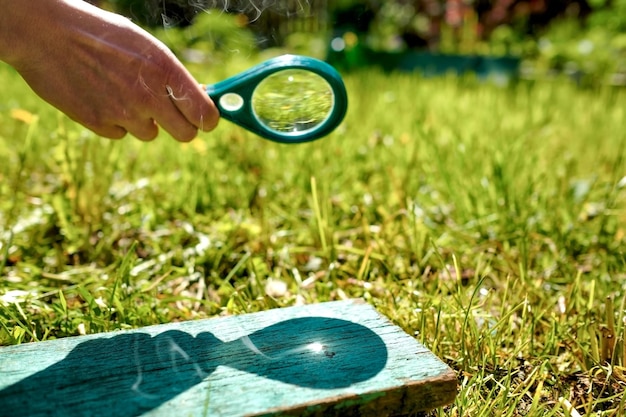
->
[1, 62, 626, 415]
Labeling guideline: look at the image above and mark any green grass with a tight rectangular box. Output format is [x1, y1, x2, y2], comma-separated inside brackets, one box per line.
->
[1, 60, 626, 416]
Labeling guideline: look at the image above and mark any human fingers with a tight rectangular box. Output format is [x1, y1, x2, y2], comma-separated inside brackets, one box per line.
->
[124, 57, 216, 141]
[146, 89, 199, 142]
[122, 118, 159, 142]
[76, 119, 128, 140]
[63, 100, 158, 141]
[158, 117, 198, 143]
[165, 77, 220, 133]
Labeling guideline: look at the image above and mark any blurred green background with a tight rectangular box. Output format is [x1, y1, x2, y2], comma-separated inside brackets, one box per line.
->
[99, 0, 626, 86]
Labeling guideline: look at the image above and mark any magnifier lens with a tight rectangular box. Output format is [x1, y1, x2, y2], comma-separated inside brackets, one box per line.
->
[251, 69, 335, 134]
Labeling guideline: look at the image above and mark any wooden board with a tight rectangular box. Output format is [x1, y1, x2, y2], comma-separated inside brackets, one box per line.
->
[0, 299, 457, 416]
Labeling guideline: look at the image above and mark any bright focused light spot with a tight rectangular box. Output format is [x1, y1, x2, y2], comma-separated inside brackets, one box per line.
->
[307, 342, 324, 353]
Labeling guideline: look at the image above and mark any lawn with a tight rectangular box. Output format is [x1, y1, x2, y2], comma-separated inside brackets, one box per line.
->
[1, 58, 625, 416]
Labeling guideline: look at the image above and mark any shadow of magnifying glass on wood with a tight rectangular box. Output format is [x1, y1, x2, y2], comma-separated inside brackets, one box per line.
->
[0, 317, 386, 417]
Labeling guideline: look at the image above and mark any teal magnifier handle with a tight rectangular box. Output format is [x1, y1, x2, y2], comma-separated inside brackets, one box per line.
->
[205, 55, 347, 144]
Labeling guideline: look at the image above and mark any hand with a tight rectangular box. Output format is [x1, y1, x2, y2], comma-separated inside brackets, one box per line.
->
[0, 0, 219, 141]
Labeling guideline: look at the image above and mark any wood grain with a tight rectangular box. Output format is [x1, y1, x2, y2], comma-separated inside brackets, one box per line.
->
[0, 299, 457, 416]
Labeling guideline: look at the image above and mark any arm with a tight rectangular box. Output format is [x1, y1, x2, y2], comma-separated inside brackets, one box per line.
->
[0, 0, 219, 141]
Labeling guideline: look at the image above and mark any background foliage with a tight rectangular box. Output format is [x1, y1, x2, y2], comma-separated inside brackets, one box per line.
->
[100, 0, 626, 85]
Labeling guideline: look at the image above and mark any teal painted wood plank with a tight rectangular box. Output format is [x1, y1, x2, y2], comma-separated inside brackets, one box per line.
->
[0, 299, 457, 416]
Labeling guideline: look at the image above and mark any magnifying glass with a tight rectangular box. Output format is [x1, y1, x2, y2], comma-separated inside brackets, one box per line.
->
[205, 55, 348, 144]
